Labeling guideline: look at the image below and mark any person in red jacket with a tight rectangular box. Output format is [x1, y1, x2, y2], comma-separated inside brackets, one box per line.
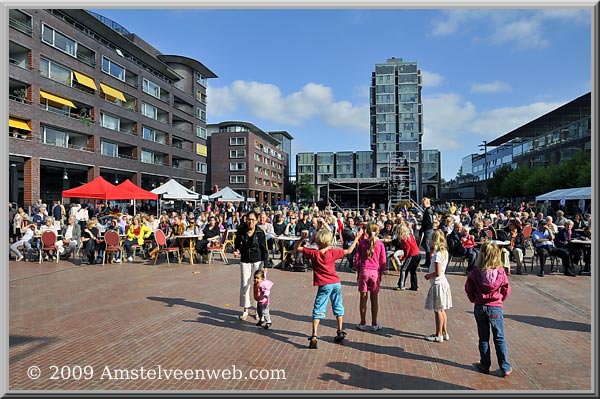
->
[393, 223, 422, 291]
[465, 243, 513, 378]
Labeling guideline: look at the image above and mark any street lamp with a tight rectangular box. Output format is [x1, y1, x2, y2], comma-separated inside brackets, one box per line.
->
[478, 140, 488, 198]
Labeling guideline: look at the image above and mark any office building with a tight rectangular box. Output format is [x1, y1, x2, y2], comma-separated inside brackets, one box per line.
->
[9, 9, 216, 209]
[370, 57, 423, 204]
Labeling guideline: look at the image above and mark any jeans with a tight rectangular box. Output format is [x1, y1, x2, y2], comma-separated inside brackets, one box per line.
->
[419, 229, 433, 267]
[313, 283, 344, 319]
[257, 303, 271, 323]
[474, 304, 511, 373]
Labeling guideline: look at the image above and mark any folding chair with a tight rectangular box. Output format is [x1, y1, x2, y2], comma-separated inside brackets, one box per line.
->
[39, 231, 58, 263]
[103, 231, 122, 265]
[153, 229, 180, 266]
[223, 229, 236, 253]
[208, 231, 228, 265]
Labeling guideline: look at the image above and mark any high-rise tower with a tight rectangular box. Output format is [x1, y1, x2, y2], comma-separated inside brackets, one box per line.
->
[370, 57, 423, 206]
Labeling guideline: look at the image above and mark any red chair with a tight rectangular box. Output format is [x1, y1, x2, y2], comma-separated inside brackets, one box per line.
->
[103, 231, 122, 265]
[154, 229, 181, 266]
[39, 231, 58, 263]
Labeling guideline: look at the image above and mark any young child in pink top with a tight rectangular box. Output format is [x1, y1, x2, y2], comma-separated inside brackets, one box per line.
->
[353, 223, 387, 331]
[253, 269, 274, 329]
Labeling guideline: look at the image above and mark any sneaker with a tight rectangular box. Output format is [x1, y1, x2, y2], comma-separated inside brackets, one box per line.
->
[393, 287, 405, 291]
[15, 255, 24, 262]
[424, 334, 443, 342]
[127, 256, 133, 262]
[256, 320, 263, 327]
[443, 333, 450, 341]
[114, 258, 122, 263]
[370, 324, 383, 332]
[308, 335, 318, 349]
[356, 323, 367, 331]
[264, 322, 272, 329]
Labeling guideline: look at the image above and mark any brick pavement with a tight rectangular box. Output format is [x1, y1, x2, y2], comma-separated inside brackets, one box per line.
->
[8, 254, 593, 392]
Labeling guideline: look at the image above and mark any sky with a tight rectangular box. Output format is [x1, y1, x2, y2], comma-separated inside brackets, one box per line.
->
[90, 8, 592, 181]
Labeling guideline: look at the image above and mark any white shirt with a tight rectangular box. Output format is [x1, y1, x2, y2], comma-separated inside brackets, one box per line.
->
[429, 250, 449, 286]
[64, 225, 74, 240]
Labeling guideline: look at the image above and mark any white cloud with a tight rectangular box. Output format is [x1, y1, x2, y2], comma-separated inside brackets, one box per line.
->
[206, 85, 237, 118]
[431, 9, 589, 49]
[422, 93, 565, 179]
[490, 18, 549, 49]
[471, 80, 512, 93]
[208, 80, 367, 131]
[421, 70, 444, 87]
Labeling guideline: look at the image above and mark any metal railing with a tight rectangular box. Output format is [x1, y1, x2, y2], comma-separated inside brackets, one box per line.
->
[9, 17, 33, 36]
[9, 57, 31, 71]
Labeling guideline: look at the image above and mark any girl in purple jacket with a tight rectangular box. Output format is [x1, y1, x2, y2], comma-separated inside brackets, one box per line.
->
[465, 243, 512, 377]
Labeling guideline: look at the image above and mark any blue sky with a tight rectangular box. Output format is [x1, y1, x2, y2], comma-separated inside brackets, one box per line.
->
[91, 8, 592, 180]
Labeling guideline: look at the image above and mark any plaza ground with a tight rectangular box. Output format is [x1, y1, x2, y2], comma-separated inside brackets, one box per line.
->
[8, 254, 594, 392]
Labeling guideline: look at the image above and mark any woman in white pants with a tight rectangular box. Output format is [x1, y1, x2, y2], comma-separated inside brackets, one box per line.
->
[233, 211, 269, 321]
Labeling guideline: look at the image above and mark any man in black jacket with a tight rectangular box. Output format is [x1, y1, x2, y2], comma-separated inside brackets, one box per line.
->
[418, 197, 434, 269]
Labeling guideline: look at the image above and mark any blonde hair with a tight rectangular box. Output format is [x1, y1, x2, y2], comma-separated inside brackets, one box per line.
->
[477, 243, 502, 271]
[431, 229, 448, 262]
[396, 223, 410, 240]
[315, 228, 333, 249]
[366, 223, 380, 259]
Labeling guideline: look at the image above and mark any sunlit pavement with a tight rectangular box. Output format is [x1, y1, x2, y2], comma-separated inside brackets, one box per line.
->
[8, 254, 593, 392]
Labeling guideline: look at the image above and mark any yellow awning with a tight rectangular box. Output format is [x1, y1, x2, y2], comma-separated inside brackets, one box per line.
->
[39, 90, 75, 108]
[100, 83, 126, 102]
[9, 117, 31, 131]
[73, 71, 97, 90]
[196, 144, 208, 157]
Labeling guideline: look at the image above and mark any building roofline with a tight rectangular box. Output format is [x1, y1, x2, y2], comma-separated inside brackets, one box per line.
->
[488, 92, 591, 147]
[267, 130, 294, 140]
[61, 10, 183, 81]
[207, 121, 281, 146]
[157, 55, 217, 78]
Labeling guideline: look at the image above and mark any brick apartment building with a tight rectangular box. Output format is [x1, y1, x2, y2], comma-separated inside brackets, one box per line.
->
[207, 122, 290, 204]
[9, 9, 217, 209]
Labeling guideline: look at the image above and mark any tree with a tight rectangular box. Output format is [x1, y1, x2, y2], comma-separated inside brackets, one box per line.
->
[296, 174, 316, 203]
[487, 165, 512, 197]
[457, 166, 463, 177]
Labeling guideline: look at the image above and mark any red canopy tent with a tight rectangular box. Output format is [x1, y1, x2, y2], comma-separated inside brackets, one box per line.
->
[115, 179, 158, 200]
[62, 176, 131, 200]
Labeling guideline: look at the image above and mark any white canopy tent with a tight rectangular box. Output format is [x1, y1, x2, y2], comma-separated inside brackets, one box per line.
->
[208, 186, 245, 201]
[151, 179, 200, 200]
[536, 187, 591, 201]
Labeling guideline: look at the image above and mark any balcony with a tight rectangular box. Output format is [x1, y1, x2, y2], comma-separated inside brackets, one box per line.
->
[9, 11, 33, 36]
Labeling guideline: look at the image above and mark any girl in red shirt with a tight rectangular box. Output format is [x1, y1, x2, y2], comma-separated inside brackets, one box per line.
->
[394, 223, 422, 291]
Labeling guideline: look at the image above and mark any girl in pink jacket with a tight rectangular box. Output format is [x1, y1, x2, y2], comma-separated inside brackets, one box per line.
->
[465, 243, 512, 377]
[354, 223, 387, 331]
[253, 269, 274, 329]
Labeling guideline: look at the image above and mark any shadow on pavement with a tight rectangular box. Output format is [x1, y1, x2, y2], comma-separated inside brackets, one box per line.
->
[146, 296, 307, 349]
[504, 314, 591, 332]
[319, 362, 472, 390]
[9, 335, 59, 363]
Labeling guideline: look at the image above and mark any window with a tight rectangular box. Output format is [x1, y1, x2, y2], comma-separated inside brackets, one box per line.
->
[141, 102, 157, 119]
[196, 90, 207, 103]
[142, 126, 156, 141]
[41, 23, 76, 56]
[229, 137, 246, 146]
[141, 150, 164, 165]
[143, 78, 160, 98]
[230, 149, 246, 158]
[196, 144, 208, 157]
[230, 162, 246, 171]
[196, 107, 206, 121]
[196, 125, 207, 139]
[41, 125, 68, 147]
[101, 140, 118, 157]
[100, 112, 120, 131]
[196, 162, 207, 174]
[101, 56, 125, 81]
[230, 175, 246, 184]
[40, 58, 71, 85]
[196, 71, 207, 86]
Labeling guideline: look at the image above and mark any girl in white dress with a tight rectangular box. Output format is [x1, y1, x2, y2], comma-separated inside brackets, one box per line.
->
[424, 229, 452, 342]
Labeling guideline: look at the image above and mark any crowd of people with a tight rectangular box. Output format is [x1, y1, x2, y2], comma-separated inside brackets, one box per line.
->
[8, 196, 593, 376]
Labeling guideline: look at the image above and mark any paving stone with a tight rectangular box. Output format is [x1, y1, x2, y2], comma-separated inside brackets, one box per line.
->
[8, 255, 592, 391]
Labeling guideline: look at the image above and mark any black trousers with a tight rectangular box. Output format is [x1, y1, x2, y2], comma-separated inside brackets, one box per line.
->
[537, 245, 572, 274]
[398, 253, 422, 289]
